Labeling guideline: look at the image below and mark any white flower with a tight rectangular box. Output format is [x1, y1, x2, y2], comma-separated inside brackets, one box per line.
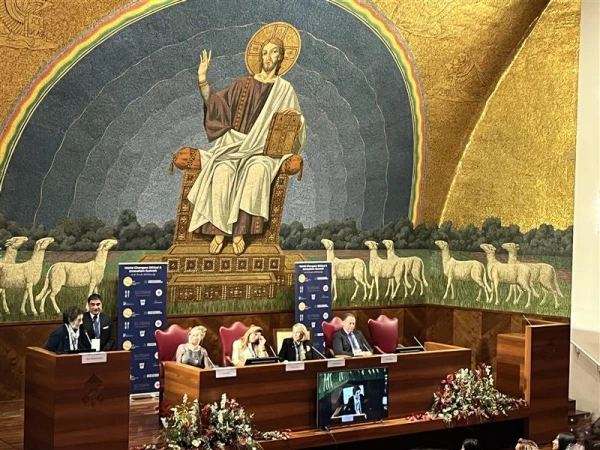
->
[191, 439, 200, 447]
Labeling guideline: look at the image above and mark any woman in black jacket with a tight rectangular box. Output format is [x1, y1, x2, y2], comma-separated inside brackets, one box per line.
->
[278, 323, 319, 362]
[45, 306, 89, 353]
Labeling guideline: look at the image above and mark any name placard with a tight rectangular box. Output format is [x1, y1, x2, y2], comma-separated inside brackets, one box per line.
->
[81, 352, 107, 364]
[380, 354, 398, 364]
[327, 358, 346, 368]
[215, 367, 237, 379]
[285, 361, 305, 372]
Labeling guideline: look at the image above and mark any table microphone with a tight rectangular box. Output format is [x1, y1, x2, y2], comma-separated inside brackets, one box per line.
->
[84, 330, 95, 350]
[413, 336, 425, 350]
[268, 344, 278, 358]
[523, 314, 533, 326]
[306, 343, 327, 360]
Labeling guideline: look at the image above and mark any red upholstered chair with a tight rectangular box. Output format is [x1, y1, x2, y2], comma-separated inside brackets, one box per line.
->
[155, 324, 191, 401]
[368, 315, 399, 354]
[219, 322, 249, 366]
[322, 317, 344, 357]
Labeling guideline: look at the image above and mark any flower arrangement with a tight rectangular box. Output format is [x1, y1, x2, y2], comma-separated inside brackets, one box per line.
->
[428, 363, 527, 424]
[136, 394, 291, 450]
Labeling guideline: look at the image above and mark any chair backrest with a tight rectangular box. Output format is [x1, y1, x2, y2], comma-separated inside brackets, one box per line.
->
[368, 315, 399, 354]
[272, 327, 312, 353]
[155, 324, 191, 378]
[219, 322, 250, 366]
[322, 317, 344, 356]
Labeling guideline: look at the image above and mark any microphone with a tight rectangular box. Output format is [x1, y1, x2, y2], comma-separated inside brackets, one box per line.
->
[523, 314, 533, 326]
[413, 336, 425, 350]
[307, 343, 327, 360]
[84, 330, 95, 351]
[205, 355, 216, 369]
[268, 344, 278, 358]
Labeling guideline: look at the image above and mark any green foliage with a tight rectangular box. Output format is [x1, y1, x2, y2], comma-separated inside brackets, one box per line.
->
[281, 216, 572, 256]
[0, 211, 175, 252]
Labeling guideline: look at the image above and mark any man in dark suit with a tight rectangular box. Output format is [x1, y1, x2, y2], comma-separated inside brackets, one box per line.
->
[45, 306, 89, 353]
[343, 386, 366, 415]
[81, 294, 115, 351]
[332, 313, 373, 357]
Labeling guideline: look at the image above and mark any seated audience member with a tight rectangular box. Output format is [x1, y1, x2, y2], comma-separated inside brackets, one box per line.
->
[81, 294, 115, 351]
[462, 438, 482, 450]
[175, 325, 212, 368]
[45, 306, 89, 353]
[343, 385, 366, 415]
[231, 325, 269, 366]
[278, 323, 318, 362]
[553, 433, 577, 450]
[332, 313, 373, 357]
[515, 438, 539, 450]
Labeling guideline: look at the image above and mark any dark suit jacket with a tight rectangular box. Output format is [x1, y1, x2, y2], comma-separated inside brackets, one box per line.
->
[332, 329, 373, 356]
[45, 325, 90, 353]
[344, 395, 366, 415]
[82, 312, 115, 351]
[278, 338, 318, 362]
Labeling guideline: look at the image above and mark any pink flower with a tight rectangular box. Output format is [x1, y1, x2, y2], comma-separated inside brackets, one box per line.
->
[446, 374, 455, 383]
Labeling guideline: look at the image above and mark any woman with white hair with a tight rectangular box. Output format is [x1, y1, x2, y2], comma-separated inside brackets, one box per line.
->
[175, 325, 212, 368]
[278, 323, 318, 362]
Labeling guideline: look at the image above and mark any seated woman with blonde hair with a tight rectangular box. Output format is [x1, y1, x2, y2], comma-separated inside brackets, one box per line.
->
[231, 325, 269, 366]
[278, 323, 318, 362]
[175, 325, 212, 368]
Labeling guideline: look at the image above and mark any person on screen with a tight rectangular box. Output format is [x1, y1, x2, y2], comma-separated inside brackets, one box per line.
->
[81, 294, 115, 351]
[278, 323, 318, 362]
[343, 386, 366, 415]
[175, 325, 212, 368]
[45, 306, 89, 353]
[332, 313, 373, 357]
[231, 325, 269, 366]
[461, 438, 482, 450]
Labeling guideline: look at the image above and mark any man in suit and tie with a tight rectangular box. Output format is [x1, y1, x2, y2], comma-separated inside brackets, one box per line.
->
[82, 294, 115, 351]
[332, 313, 373, 357]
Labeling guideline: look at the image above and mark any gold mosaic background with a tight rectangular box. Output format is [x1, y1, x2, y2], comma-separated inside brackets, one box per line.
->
[0, 0, 580, 230]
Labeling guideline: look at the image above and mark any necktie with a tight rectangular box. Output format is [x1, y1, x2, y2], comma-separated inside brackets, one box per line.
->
[93, 315, 100, 339]
[349, 333, 360, 353]
[355, 397, 361, 414]
[295, 343, 302, 361]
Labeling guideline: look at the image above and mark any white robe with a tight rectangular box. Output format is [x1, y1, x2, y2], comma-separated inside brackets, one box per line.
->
[187, 77, 306, 234]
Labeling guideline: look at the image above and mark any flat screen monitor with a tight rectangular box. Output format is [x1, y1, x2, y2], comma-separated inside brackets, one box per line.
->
[244, 356, 280, 366]
[317, 367, 388, 429]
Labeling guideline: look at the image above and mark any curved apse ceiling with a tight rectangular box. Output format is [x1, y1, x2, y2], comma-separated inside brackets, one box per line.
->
[0, 0, 424, 229]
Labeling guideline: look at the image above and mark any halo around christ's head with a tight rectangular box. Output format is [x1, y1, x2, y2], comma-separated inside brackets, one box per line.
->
[245, 22, 301, 77]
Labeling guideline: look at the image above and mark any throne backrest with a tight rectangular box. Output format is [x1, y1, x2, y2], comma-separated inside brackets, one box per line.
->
[368, 315, 399, 354]
[219, 322, 250, 366]
[322, 317, 344, 356]
[155, 324, 191, 378]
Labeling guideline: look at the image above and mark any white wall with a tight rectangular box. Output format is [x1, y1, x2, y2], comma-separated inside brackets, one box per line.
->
[570, 0, 600, 417]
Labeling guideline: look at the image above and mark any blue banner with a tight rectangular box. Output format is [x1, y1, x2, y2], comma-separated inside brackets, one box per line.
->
[118, 263, 167, 395]
[294, 261, 332, 356]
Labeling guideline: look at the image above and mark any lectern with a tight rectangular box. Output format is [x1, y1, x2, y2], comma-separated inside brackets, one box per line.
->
[24, 347, 130, 450]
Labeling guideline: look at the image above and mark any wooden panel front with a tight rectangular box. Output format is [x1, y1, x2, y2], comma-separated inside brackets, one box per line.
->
[164, 344, 471, 432]
[525, 323, 570, 443]
[496, 333, 526, 399]
[24, 348, 130, 450]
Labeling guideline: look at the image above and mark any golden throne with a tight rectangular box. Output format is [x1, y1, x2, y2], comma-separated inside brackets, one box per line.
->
[142, 111, 305, 303]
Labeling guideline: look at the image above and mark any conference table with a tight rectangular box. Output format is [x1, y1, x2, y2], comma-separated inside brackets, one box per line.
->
[163, 319, 569, 448]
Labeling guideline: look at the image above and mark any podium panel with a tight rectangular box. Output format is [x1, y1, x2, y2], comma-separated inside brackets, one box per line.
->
[24, 347, 130, 450]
